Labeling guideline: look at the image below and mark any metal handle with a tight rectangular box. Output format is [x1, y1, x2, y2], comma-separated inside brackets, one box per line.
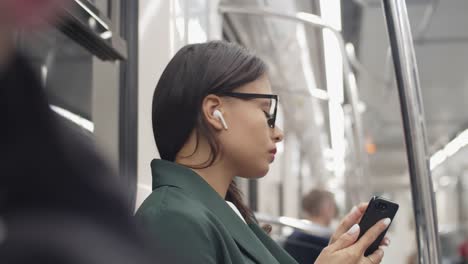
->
[381, 1, 442, 263]
[254, 212, 332, 237]
[59, 0, 127, 60]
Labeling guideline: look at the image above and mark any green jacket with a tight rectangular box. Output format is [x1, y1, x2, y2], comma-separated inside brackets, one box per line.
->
[135, 159, 299, 264]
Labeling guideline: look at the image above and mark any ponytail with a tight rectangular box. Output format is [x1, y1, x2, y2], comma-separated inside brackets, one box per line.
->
[225, 181, 254, 224]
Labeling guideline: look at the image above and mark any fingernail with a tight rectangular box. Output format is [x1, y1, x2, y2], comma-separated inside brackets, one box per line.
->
[385, 237, 391, 245]
[350, 206, 358, 215]
[376, 249, 384, 257]
[379, 245, 388, 250]
[383, 218, 391, 226]
[347, 224, 360, 235]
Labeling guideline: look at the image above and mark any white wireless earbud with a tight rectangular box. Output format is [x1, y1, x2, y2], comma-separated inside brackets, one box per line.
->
[213, 109, 228, 130]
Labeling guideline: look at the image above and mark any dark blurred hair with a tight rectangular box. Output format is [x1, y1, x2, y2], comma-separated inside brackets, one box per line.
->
[301, 189, 337, 217]
[152, 41, 267, 222]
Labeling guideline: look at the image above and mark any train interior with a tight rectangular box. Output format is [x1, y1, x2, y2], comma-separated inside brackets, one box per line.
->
[12, 0, 468, 263]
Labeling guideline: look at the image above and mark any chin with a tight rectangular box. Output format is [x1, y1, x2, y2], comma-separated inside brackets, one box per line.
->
[254, 164, 270, 178]
[239, 164, 270, 179]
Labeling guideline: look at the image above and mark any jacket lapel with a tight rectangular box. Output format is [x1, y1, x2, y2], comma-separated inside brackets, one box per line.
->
[249, 224, 299, 264]
[151, 159, 280, 264]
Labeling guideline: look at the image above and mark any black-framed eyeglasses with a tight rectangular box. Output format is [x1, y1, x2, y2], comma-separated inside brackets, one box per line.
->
[216, 92, 278, 128]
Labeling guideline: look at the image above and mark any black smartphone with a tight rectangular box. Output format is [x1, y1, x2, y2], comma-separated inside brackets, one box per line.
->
[357, 196, 399, 256]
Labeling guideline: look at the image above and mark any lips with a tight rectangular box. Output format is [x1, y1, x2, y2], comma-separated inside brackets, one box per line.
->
[269, 148, 277, 155]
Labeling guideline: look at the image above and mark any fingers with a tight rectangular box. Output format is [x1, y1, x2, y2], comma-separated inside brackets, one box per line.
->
[356, 202, 368, 221]
[366, 247, 385, 264]
[380, 236, 390, 247]
[330, 203, 368, 244]
[357, 202, 369, 212]
[327, 224, 361, 252]
[355, 218, 391, 252]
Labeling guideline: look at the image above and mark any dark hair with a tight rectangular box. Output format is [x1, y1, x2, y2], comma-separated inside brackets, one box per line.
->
[301, 189, 337, 217]
[152, 41, 267, 222]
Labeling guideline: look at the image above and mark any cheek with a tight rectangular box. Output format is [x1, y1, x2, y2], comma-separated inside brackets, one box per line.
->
[224, 112, 271, 176]
[232, 111, 269, 148]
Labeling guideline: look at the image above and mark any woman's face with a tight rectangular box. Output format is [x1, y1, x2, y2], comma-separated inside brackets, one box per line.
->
[218, 75, 284, 178]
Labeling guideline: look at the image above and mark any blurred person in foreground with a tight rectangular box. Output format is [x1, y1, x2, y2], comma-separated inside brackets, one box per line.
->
[283, 189, 338, 263]
[0, 1, 151, 263]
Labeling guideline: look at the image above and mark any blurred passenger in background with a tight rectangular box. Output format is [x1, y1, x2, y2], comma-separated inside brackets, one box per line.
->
[0, 1, 151, 263]
[406, 250, 418, 264]
[283, 189, 338, 264]
[301, 189, 338, 232]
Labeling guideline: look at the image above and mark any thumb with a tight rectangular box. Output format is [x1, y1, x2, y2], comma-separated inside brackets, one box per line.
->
[328, 224, 360, 252]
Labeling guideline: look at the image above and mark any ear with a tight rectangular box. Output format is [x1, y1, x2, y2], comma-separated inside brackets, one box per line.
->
[202, 94, 225, 131]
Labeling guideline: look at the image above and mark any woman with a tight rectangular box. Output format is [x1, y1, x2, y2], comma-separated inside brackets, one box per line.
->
[136, 41, 390, 264]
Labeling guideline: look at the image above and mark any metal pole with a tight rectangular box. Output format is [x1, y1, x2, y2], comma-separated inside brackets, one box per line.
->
[218, 5, 367, 187]
[381, 1, 442, 263]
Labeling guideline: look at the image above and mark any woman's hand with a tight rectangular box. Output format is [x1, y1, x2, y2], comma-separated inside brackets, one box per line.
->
[330, 203, 390, 248]
[314, 203, 391, 264]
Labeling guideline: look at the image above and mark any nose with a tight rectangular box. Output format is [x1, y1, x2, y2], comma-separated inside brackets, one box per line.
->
[272, 126, 284, 143]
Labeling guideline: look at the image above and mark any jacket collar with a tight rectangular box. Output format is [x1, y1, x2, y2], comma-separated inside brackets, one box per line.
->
[151, 159, 279, 264]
